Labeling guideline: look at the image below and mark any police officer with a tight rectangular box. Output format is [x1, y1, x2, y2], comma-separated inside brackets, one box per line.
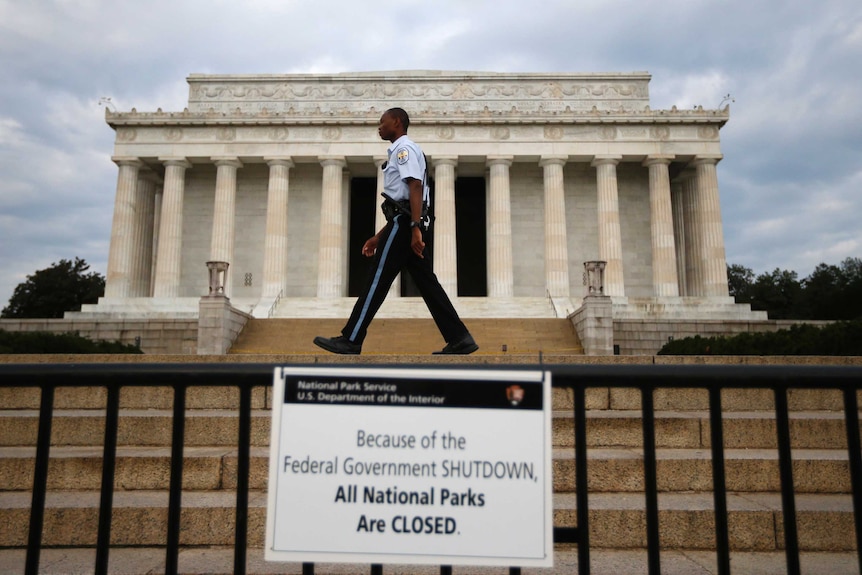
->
[313, 107, 478, 355]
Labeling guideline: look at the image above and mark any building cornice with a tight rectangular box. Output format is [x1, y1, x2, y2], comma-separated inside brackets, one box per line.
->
[106, 107, 729, 129]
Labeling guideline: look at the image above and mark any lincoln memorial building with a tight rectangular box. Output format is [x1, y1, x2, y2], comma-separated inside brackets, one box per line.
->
[77, 71, 765, 353]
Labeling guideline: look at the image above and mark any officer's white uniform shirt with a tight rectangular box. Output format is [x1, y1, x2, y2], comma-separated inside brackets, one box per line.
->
[384, 134, 430, 204]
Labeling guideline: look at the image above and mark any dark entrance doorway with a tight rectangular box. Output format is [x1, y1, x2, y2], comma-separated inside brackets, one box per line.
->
[348, 178, 376, 297]
[349, 177, 487, 298]
[455, 177, 487, 296]
[347, 177, 437, 297]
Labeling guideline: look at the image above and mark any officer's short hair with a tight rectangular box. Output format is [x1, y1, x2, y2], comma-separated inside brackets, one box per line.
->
[386, 107, 410, 131]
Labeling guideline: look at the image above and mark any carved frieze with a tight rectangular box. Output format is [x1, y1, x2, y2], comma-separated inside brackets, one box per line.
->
[322, 127, 342, 141]
[491, 127, 510, 140]
[650, 126, 670, 141]
[112, 71, 724, 149]
[268, 127, 289, 141]
[436, 127, 455, 140]
[599, 126, 617, 141]
[117, 128, 137, 142]
[544, 126, 563, 140]
[184, 72, 653, 116]
[114, 121, 715, 147]
[216, 127, 236, 141]
[698, 126, 719, 140]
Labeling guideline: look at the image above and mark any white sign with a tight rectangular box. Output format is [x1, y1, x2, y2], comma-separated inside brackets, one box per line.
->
[265, 366, 552, 567]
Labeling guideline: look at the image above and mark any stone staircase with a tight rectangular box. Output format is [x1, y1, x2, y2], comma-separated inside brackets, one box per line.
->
[229, 318, 584, 355]
[0, 360, 859, 574]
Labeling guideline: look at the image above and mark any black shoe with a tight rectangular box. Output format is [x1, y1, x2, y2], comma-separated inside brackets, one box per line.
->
[433, 333, 478, 355]
[313, 335, 361, 355]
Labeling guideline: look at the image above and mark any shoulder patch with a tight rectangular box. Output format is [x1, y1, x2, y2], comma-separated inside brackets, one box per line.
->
[396, 148, 409, 165]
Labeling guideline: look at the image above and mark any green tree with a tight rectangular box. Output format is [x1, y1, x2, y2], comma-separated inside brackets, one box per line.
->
[1, 258, 105, 318]
[800, 263, 844, 319]
[838, 257, 862, 320]
[727, 264, 755, 303]
[750, 268, 802, 319]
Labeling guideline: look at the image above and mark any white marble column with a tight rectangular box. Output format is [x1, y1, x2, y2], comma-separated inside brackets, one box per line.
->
[433, 156, 459, 297]
[105, 157, 143, 298]
[486, 156, 514, 297]
[150, 187, 163, 296]
[131, 172, 159, 297]
[153, 157, 191, 298]
[317, 157, 347, 297]
[644, 155, 680, 297]
[692, 155, 730, 297]
[540, 155, 570, 297]
[591, 155, 625, 297]
[670, 179, 687, 296]
[261, 157, 293, 298]
[209, 157, 242, 297]
[680, 169, 701, 296]
[374, 156, 400, 298]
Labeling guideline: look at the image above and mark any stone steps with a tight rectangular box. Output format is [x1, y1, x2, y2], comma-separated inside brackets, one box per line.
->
[1, 408, 857, 450]
[0, 490, 856, 551]
[230, 317, 584, 355]
[0, 446, 852, 494]
[269, 297, 560, 319]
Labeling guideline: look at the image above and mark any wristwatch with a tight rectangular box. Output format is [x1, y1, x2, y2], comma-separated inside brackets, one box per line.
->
[410, 220, 422, 228]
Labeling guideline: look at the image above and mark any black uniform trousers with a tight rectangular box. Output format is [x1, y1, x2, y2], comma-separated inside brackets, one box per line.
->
[342, 214, 469, 345]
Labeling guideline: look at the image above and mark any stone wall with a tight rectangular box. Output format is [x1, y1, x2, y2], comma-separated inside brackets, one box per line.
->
[0, 319, 199, 354]
[615, 319, 833, 356]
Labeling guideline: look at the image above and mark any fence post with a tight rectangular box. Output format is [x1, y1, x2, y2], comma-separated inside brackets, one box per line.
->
[24, 384, 55, 575]
[95, 385, 121, 575]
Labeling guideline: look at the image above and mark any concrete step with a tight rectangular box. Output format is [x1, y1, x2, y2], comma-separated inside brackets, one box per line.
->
[230, 318, 584, 355]
[270, 296, 560, 319]
[554, 409, 862, 450]
[0, 490, 855, 551]
[1, 408, 858, 450]
[0, 446, 853, 495]
[1, 547, 859, 575]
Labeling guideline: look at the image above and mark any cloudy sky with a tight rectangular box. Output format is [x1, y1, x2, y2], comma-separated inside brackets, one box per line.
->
[1, 0, 860, 308]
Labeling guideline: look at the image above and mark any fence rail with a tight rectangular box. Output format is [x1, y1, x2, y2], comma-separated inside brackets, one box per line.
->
[2, 363, 862, 575]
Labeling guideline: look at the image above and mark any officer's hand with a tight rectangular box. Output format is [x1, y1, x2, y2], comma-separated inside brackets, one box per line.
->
[362, 236, 379, 257]
[411, 227, 425, 258]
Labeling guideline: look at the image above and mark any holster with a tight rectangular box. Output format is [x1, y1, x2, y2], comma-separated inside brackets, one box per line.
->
[381, 193, 430, 228]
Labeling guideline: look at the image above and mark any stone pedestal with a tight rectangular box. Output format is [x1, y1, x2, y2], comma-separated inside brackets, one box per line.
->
[571, 296, 614, 356]
[197, 295, 250, 355]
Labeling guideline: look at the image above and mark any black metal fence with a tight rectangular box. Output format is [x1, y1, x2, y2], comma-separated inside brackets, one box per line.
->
[2, 363, 861, 575]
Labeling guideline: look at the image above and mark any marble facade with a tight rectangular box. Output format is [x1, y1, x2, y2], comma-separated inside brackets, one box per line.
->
[83, 71, 763, 323]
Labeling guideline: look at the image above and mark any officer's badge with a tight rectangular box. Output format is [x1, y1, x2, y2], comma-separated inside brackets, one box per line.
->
[396, 148, 409, 165]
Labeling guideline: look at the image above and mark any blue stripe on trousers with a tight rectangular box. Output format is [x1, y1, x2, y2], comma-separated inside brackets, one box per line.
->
[350, 217, 401, 342]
